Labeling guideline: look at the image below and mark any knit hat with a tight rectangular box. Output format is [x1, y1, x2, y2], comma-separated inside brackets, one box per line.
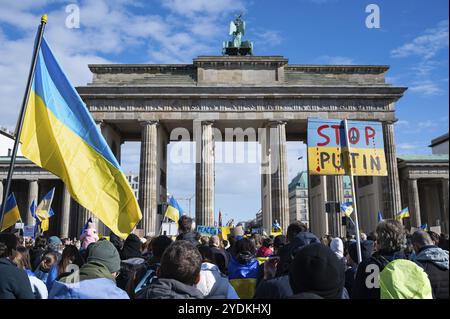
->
[87, 240, 121, 273]
[330, 238, 344, 259]
[289, 243, 344, 299]
[348, 240, 374, 263]
[48, 236, 62, 245]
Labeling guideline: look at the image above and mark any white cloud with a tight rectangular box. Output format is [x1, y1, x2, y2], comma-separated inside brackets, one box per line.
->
[409, 80, 443, 96]
[391, 20, 449, 60]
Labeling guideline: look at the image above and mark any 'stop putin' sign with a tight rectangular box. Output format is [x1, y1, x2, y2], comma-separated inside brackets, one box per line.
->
[307, 118, 387, 176]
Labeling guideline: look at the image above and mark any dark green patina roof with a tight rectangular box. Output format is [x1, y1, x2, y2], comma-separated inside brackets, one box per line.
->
[0, 156, 32, 164]
[397, 154, 449, 162]
[289, 171, 352, 191]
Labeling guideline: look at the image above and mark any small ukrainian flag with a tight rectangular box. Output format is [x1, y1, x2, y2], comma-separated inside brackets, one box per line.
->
[396, 207, 410, 221]
[164, 195, 184, 223]
[1, 193, 21, 232]
[340, 201, 353, 217]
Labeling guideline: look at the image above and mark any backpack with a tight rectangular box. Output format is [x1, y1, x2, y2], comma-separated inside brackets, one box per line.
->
[116, 258, 147, 298]
[380, 259, 433, 299]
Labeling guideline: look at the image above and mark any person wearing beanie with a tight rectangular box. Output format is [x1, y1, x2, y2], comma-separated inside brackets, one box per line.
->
[288, 243, 346, 299]
[49, 240, 128, 299]
[345, 240, 374, 298]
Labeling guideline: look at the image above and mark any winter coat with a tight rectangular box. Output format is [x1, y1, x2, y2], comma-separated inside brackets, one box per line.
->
[135, 278, 204, 299]
[254, 275, 293, 299]
[49, 261, 129, 299]
[210, 246, 230, 275]
[195, 262, 239, 299]
[352, 250, 406, 299]
[414, 245, 449, 299]
[276, 232, 320, 276]
[0, 258, 35, 299]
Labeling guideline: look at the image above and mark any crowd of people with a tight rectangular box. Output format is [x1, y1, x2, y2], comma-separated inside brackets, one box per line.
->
[0, 216, 448, 299]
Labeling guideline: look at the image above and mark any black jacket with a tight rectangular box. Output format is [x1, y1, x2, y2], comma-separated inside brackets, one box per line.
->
[254, 275, 293, 299]
[415, 246, 449, 299]
[276, 232, 320, 276]
[0, 258, 35, 299]
[176, 232, 200, 247]
[210, 247, 230, 275]
[352, 250, 405, 299]
[135, 278, 204, 299]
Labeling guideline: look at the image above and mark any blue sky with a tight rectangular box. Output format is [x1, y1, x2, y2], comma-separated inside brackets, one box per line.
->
[0, 0, 448, 224]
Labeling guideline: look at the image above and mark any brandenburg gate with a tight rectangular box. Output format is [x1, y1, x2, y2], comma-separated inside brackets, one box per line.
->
[77, 55, 407, 236]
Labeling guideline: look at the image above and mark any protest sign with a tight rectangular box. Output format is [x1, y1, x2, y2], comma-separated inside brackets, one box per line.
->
[307, 118, 387, 176]
[23, 225, 35, 237]
[197, 225, 219, 237]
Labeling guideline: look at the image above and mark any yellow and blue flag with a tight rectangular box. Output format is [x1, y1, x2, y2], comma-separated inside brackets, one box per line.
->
[396, 207, 410, 221]
[0, 193, 21, 232]
[19, 37, 141, 239]
[340, 201, 353, 217]
[35, 188, 55, 221]
[164, 195, 183, 223]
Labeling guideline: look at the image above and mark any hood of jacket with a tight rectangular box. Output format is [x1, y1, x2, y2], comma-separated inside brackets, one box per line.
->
[415, 246, 449, 270]
[138, 278, 204, 299]
[196, 262, 229, 298]
[59, 261, 115, 284]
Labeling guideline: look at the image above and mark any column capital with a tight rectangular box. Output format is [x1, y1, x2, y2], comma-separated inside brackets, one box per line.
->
[383, 118, 398, 125]
[267, 120, 287, 127]
[139, 120, 159, 127]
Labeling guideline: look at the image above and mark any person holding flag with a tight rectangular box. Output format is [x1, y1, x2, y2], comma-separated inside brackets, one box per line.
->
[0, 193, 21, 232]
[3, 15, 141, 240]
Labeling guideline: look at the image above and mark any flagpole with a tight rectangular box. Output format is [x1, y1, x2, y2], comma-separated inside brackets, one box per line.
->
[0, 15, 48, 231]
[343, 119, 363, 264]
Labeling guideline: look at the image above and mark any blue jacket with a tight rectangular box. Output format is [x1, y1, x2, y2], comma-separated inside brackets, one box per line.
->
[49, 277, 129, 299]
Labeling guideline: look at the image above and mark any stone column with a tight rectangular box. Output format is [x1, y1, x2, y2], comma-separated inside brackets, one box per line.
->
[407, 179, 421, 227]
[27, 180, 38, 225]
[383, 122, 402, 218]
[195, 121, 215, 227]
[60, 185, 71, 238]
[139, 121, 159, 236]
[260, 126, 272, 234]
[441, 179, 449, 234]
[326, 175, 345, 237]
[268, 121, 289, 232]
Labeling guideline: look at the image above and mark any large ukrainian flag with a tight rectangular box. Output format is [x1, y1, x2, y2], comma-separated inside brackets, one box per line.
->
[20, 38, 141, 239]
